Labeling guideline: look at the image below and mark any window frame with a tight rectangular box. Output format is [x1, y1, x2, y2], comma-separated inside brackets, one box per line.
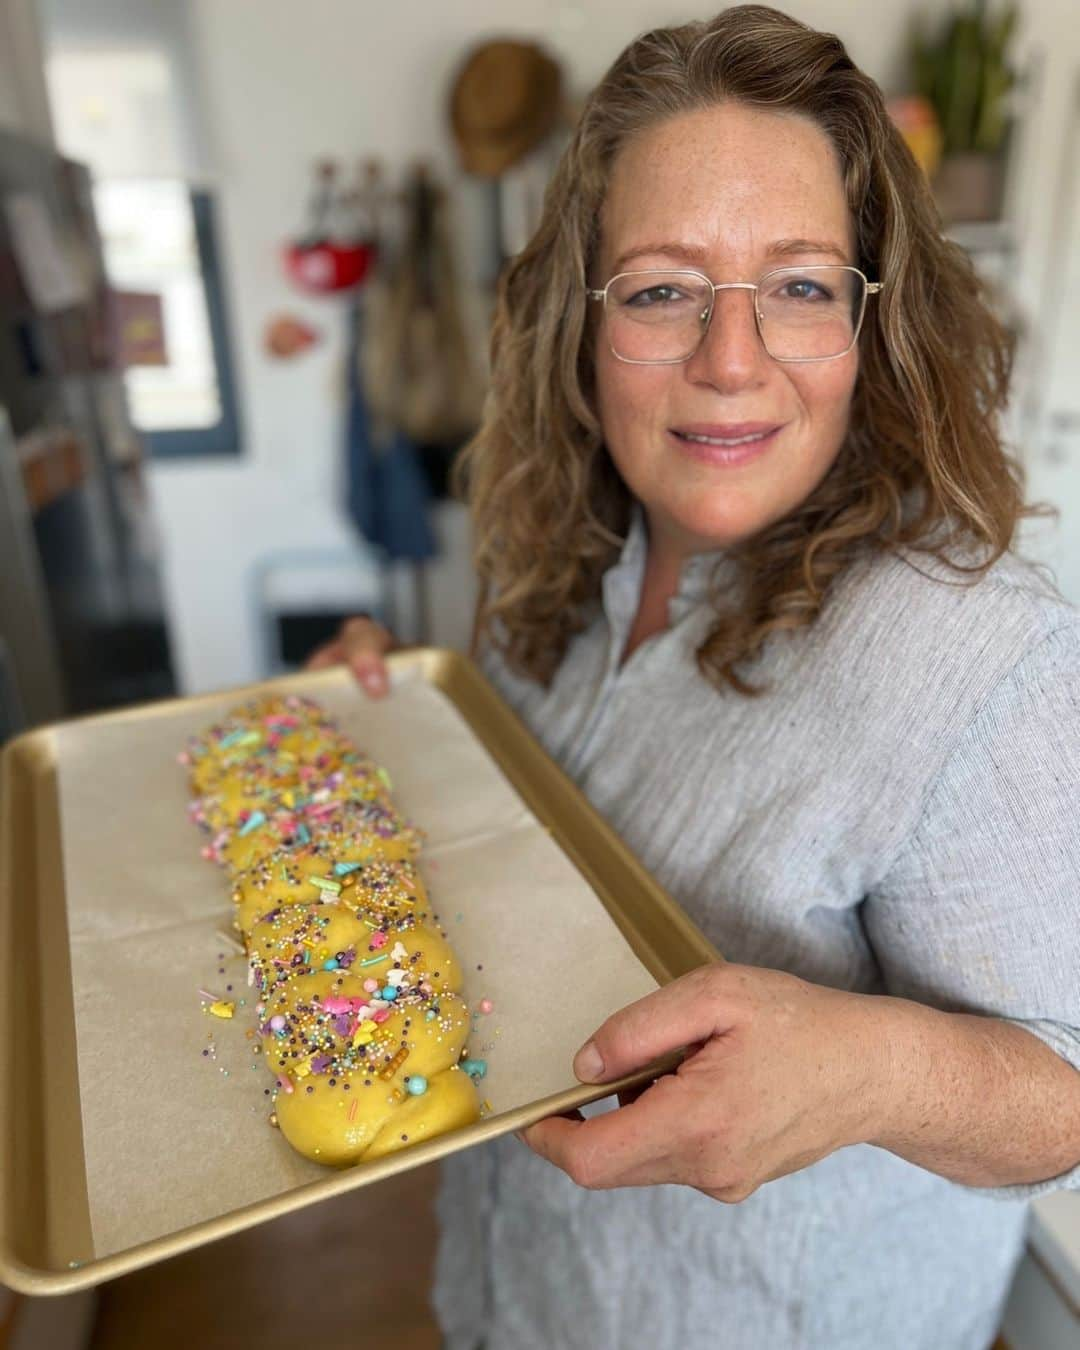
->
[139, 187, 242, 459]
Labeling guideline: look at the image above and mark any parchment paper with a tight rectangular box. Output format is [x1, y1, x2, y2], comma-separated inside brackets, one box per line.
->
[54, 665, 659, 1259]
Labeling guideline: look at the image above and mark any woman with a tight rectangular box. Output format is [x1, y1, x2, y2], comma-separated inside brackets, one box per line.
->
[307, 7, 1080, 1348]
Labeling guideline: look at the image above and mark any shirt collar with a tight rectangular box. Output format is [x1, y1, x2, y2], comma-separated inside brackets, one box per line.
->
[602, 500, 738, 633]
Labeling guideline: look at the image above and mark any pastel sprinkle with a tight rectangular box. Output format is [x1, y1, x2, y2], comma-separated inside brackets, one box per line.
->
[406, 1075, 428, 1096]
[460, 1058, 487, 1079]
[208, 1000, 235, 1019]
[359, 954, 389, 968]
[310, 876, 341, 894]
[478, 999, 494, 1014]
[334, 861, 362, 875]
[238, 811, 266, 837]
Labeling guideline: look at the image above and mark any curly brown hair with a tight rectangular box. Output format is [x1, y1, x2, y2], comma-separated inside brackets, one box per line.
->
[453, 3, 1050, 696]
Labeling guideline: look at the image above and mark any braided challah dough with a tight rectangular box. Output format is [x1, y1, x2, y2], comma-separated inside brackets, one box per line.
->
[181, 692, 482, 1166]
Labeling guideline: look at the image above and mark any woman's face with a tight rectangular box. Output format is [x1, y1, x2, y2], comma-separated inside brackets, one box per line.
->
[593, 102, 860, 563]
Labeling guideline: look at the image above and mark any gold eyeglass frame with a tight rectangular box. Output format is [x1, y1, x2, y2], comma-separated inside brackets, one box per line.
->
[585, 265, 884, 365]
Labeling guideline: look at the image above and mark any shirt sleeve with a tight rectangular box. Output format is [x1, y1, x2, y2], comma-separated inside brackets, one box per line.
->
[860, 619, 1080, 1201]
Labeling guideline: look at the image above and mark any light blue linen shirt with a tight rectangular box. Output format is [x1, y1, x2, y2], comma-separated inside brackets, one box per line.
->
[431, 504, 1080, 1350]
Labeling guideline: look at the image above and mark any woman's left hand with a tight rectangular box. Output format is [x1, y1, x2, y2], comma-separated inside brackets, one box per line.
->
[518, 962, 889, 1203]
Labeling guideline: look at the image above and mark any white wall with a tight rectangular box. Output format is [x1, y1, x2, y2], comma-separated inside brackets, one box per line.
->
[1008, 0, 1080, 603]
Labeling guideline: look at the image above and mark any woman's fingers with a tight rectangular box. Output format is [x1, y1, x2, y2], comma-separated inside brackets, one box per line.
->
[341, 615, 392, 650]
[349, 650, 390, 697]
[339, 617, 393, 695]
[302, 616, 395, 696]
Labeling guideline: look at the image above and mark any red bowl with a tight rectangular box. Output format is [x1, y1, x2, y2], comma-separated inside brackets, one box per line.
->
[283, 240, 376, 294]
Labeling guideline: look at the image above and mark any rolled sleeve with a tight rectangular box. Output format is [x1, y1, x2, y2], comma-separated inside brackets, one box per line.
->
[861, 620, 1080, 1199]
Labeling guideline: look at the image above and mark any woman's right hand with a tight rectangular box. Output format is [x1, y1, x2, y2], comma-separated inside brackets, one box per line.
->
[303, 615, 396, 698]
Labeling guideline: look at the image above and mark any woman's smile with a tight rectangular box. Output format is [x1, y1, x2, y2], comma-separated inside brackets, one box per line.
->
[668, 421, 785, 467]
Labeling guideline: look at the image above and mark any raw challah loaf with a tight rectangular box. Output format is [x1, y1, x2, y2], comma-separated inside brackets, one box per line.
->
[181, 692, 482, 1166]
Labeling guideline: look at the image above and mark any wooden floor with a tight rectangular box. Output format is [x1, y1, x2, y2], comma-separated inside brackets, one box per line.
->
[88, 1163, 442, 1350]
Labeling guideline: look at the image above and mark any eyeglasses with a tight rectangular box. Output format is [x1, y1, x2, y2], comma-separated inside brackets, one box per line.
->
[586, 265, 883, 364]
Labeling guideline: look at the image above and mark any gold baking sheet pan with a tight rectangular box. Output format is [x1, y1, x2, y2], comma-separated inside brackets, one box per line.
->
[0, 649, 721, 1295]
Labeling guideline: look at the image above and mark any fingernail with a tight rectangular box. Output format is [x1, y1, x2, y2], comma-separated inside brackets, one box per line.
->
[360, 670, 386, 694]
[573, 1041, 604, 1083]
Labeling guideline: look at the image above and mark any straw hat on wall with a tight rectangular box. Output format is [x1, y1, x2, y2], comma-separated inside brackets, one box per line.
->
[449, 39, 563, 178]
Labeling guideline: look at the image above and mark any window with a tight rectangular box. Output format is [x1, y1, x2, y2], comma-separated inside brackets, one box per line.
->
[94, 178, 241, 456]
[44, 40, 241, 456]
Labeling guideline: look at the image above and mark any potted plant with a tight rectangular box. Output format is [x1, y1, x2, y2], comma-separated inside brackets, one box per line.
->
[910, 0, 1018, 223]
